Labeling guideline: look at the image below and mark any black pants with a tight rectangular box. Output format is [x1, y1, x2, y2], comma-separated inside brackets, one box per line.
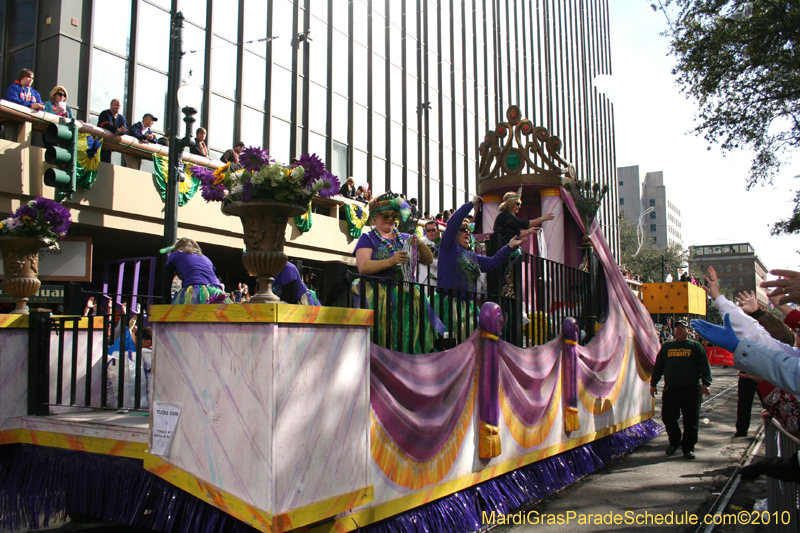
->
[662, 385, 702, 452]
[736, 377, 759, 434]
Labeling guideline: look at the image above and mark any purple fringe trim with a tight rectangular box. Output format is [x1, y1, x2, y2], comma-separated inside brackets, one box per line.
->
[362, 418, 663, 533]
[0, 419, 663, 533]
[0, 445, 261, 533]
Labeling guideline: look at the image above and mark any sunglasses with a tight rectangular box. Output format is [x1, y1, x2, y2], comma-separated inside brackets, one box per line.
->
[515, 202, 522, 206]
[56, 92, 66, 97]
[459, 228, 471, 234]
[425, 228, 438, 232]
[379, 213, 399, 222]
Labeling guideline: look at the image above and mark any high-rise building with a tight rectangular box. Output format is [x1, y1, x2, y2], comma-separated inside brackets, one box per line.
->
[617, 166, 682, 249]
[0, 0, 619, 273]
[688, 243, 769, 307]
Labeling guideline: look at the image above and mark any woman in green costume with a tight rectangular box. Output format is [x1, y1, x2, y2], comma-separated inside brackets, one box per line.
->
[352, 191, 443, 353]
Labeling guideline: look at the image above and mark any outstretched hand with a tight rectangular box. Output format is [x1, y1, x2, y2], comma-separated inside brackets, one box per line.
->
[761, 269, 800, 306]
[509, 235, 528, 248]
[691, 314, 741, 353]
[703, 266, 721, 299]
[735, 291, 758, 314]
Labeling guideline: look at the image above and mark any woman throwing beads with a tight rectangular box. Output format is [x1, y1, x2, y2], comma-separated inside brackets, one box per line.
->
[353, 191, 441, 353]
[436, 196, 527, 339]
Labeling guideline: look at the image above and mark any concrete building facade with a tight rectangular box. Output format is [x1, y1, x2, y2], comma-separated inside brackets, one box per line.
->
[0, 0, 620, 288]
[688, 243, 770, 308]
[616, 166, 682, 249]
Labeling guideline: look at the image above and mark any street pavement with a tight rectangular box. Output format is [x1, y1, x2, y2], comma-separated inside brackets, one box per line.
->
[488, 366, 774, 533]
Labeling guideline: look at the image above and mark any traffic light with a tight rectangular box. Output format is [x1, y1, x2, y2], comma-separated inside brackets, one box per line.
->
[44, 119, 78, 200]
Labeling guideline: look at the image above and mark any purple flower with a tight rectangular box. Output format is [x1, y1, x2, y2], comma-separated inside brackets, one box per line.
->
[14, 204, 37, 220]
[240, 146, 269, 173]
[316, 172, 341, 199]
[299, 153, 326, 188]
[241, 179, 254, 202]
[192, 166, 228, 203]
[200, 184, 226, 202]
[191, 166, 216, 185]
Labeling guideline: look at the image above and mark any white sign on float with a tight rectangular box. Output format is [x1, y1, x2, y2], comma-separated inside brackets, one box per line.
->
[151, 402, 182, 456]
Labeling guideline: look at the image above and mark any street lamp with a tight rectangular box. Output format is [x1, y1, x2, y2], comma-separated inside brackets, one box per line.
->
[177, 72, 202, 150]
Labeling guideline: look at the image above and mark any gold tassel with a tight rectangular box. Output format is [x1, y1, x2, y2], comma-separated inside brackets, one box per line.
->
[479, 422, 502, 459]
[564, 406, 580, 432]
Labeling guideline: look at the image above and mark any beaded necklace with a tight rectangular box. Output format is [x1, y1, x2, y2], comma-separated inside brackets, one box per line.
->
[372, 228, 407, 280]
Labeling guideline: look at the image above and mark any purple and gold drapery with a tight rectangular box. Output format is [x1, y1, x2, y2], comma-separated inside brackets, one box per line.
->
[370, 333, 479, 489]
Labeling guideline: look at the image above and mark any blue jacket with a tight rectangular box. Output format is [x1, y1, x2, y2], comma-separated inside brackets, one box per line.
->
[5, 82, 43, 108]
[734, 338, 800, 396]
[98, 109, 127, 134]
[130, 121, 156, 143]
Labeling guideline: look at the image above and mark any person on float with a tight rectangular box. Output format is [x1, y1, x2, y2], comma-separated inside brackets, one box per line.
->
[162, 237, 231, 304]
[436, 195, 527, 339]
[272, 261, 321, 305]
[353, 191, 441, 353]
[492, 187, 555, 246]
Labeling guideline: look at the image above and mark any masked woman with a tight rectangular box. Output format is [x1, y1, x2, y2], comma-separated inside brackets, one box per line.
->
[436, 196, 527, 339]
[353, 191, 442, 353]
[162, 237, 231, 304]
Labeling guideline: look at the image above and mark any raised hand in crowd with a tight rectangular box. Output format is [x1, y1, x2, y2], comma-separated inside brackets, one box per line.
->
[761, 269, 800, 306]
[768, 291, 794, 317]
[702, 266, 721, 299]
[735, 291, 759, 314]
[83, 297, 96, 316]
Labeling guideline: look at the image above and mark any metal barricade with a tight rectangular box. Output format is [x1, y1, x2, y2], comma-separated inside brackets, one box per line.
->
[765, 418, 800, 533]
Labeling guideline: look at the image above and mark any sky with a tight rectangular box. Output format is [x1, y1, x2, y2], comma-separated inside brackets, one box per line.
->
[603, 1, 799, 272]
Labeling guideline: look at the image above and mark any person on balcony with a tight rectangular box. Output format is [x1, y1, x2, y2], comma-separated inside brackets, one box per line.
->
[5, 69, 44, 111]
[126, 113, 158, 170]
[190, 127, 208, 157]
[353, 191, 441, 353]
[339, 177, 357, 199]
[221, 141, 244, 170]
[436, 196, 526, 340]
[162, 237, 231, 304]
[43, 86, 73, 119]
[98, 99, 127, 164]
[272, 261, 321, 305]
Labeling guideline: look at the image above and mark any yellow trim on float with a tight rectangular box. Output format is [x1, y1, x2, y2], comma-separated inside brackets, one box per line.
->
[0, 428, 148, 459]
[309, 412, 655, 533]
[0, 428, 373, 533]
[149, 303, 373, 326]
[0, 315, 104, 329]
[539, 188, 562, 197]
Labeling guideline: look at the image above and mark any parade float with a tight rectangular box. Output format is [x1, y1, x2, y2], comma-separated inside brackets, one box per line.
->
[0, 107, 661, 533]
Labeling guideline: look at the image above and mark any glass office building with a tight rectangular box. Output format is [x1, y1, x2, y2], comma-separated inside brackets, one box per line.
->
[1, 0, 619, 255]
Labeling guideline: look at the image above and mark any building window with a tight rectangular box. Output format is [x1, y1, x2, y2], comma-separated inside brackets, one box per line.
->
[738, 277, 743, 286]
[726, 264, 731, 272]
[738, 264, 743, 271]
[619, 180, 623, 186]
[649, 199, 656, 206]
[650, 224, 656, 232]
[650, 212, 656, 219]
[620, 197, 624, 205]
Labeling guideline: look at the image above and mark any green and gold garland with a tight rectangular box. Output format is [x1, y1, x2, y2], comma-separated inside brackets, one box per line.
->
[152, 154, 201, 206]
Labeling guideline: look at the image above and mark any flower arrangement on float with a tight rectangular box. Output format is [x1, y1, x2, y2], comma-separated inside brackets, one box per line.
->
[0, 197, 72, 314]
[0, 197, 72, 244]
[192, 148, 341, 207]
